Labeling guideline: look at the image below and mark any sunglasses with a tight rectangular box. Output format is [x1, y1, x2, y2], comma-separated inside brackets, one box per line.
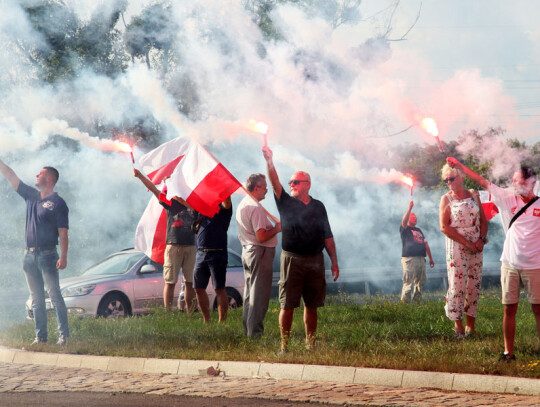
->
[444, 176, 457, 184]
[288, 180, 309, 186]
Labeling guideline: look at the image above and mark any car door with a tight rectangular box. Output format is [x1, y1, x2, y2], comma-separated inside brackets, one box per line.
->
[132, 257, 165, 312]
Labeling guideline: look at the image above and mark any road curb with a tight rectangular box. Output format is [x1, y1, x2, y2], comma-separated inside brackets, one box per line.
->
[0, 346, 538, 396]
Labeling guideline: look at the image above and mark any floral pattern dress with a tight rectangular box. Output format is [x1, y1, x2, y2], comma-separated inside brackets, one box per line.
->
[444, 193, 483, 321]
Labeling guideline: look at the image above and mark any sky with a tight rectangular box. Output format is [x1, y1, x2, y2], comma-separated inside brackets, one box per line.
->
[0, 0, 538, 294]
[357, 0, 540, 143]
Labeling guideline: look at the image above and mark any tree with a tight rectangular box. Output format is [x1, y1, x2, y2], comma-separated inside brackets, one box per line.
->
[124, 2, 178, 74]
[19, 0, 128, 82]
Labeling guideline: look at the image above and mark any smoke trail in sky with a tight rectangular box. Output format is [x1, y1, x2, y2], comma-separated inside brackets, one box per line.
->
[0, 0, 525, 305]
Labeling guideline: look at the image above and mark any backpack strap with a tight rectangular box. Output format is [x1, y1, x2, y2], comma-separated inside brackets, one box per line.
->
[508, 196, 539, 229]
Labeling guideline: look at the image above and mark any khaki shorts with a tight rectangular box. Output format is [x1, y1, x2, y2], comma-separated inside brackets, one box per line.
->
[501, 263, 540, 304]
[163, 244, 196, 284]
[279, 250, 326, 309]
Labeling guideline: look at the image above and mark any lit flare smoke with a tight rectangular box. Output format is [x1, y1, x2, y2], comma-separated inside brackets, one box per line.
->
[401, 175, 414, 198]
[32, 118, 135, 156]
[421, 117, 445, 153]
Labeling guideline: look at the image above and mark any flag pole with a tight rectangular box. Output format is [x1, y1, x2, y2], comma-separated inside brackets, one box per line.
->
[197, 141, 280, 224]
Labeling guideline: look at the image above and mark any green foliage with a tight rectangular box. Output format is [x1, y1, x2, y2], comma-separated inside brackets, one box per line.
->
[124, 1, 178, 73]
[2, 292, 539, 378]
[21, 0, 128, 82]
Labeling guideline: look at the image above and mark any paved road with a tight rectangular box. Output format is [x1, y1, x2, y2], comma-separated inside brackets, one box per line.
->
[1, 362, 538, 406]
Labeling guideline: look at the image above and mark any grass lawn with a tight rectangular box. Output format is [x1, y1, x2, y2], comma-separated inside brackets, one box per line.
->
[1, 289, 539, 379]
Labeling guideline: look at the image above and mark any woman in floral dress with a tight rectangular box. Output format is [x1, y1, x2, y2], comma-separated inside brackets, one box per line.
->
[439, 164, 488, 338]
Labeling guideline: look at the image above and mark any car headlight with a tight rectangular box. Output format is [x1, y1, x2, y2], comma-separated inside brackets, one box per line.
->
[62, 284, 96, 297]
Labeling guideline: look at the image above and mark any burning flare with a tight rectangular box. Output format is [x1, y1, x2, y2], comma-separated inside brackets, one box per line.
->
[401, 176, 413, 188]
[113, 141, 133, 153]
[420, 117, 444, 153]
[249, 119, 269, 146]
[401, 175, 414, 198]
[420, 117, 439, 137]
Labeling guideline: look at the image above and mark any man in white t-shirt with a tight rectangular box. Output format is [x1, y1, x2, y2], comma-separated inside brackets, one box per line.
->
[236, 174, 281, 338]
[446, 157, 540, 362]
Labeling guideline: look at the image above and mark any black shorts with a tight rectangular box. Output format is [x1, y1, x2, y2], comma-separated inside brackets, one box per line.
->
[193, 250, 227, 290]
[279, 250, 326, 309]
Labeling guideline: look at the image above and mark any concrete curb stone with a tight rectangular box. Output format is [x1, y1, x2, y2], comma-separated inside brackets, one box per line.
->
[0, 346, 538, 396]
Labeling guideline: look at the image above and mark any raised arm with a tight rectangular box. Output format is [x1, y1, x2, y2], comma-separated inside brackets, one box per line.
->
[262, 146, 283, 199]
[0, 159, 21, 190]
[401, 201, 414, 228]
[133, 168, 160, 199]
[446, 157, 489, 190]
[324, 237, 339, 281]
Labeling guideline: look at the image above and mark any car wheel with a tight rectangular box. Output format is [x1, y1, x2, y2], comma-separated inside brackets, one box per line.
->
[226, 287, 242, 309]
[212, 287, 243, 310]
[97, 293, 131, 318]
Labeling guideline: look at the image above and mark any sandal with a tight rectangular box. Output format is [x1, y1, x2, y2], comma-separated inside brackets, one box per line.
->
[453, 332, 465, 339]
[465, 331, 474, 338]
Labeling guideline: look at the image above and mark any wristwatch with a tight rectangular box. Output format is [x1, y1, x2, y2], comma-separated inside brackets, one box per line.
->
[481, 237, 488, 243]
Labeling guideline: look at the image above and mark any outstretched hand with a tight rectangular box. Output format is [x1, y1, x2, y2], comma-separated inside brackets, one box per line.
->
[262, 146, 273, 162]
[446, 157, 460, 168]
[409, 201, 414, 209]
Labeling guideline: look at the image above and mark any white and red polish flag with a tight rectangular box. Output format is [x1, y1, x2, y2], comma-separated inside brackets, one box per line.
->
[134, 137, 241, 264]
[164, 141, 241, 216]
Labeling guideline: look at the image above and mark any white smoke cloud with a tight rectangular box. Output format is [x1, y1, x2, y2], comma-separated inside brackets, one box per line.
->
[0, 0, 529, 308]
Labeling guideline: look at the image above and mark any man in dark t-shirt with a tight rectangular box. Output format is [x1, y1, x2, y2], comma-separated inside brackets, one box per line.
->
[193, 197, 233, 323]
[400, 201, 435, 303]
[0, 159, 69, 345]
[134, 169, 197, 312]
[263, 146, 339, 353]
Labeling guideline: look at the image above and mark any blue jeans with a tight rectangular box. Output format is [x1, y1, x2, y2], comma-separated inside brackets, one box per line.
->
[23, 248, 69, 341]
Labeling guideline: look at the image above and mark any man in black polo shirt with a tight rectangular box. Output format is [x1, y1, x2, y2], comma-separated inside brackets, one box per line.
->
[193, 196, 233, 323]
[263, 147, 339, 352]
[0, 159, 69, 345]
[400, 201, 435, 303]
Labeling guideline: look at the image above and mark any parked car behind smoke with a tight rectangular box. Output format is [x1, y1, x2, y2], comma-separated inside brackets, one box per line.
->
[26, 248, 244, 319]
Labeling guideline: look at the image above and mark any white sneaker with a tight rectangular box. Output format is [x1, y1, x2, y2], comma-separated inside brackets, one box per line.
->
[56, 335, 67, 345]
[31, 337, 47, 345]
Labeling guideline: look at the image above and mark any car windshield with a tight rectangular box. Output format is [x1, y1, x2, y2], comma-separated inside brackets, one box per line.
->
[227, 251, 242, 268]
[83, 252, 145, 276]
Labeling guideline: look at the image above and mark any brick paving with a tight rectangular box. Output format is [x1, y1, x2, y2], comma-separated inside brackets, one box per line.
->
[1, 362, 538, 406]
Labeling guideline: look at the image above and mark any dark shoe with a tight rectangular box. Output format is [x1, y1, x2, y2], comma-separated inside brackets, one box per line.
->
[31, 337, 47, 345]
[498, 353, 516, 363]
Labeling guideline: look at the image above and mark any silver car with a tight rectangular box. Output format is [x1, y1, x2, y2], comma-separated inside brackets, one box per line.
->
[26, 248, 244, 319]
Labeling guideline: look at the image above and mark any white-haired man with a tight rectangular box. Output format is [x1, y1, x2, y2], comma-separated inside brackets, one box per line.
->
[236, 173, 281, 338]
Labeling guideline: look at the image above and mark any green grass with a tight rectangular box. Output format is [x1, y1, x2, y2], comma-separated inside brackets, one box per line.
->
[2, 289, 540, 378]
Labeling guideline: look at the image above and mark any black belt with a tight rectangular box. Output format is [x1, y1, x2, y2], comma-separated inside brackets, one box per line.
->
[198, 248, 225, 252]
[27, 246, 56, 253]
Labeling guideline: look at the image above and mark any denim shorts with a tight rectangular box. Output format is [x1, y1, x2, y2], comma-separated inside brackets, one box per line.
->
[193, 250, 227, 290]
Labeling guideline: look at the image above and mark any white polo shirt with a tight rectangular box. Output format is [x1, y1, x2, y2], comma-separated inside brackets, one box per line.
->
[236, 195, 278, 248]
[489, 183, 540, 269]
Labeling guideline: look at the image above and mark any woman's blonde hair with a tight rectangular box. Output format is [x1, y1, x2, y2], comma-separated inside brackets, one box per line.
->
[441, 163, 465, 180]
